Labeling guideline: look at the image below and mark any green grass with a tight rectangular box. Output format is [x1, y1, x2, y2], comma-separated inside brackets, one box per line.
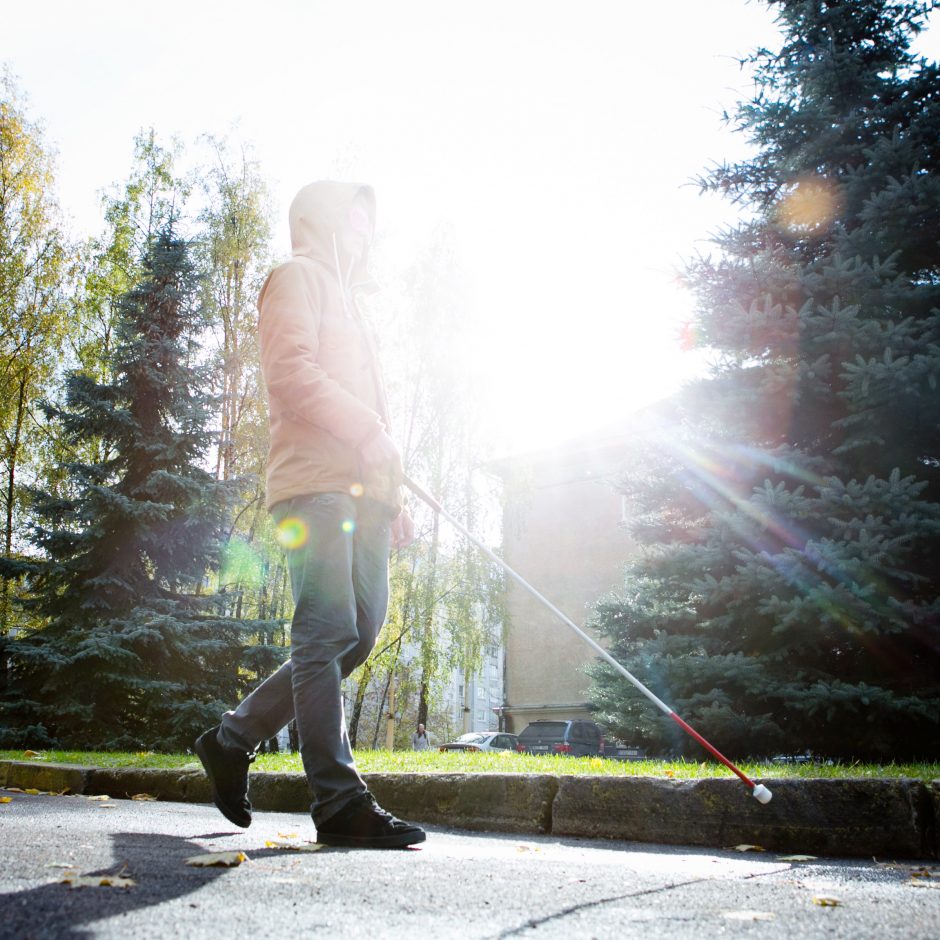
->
[2, 748, 938, 780]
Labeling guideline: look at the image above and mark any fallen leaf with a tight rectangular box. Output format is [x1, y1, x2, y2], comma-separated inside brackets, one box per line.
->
[277, 832, 298, 839]
[664, 770, 675, 778]
[184, 851, 248, 868]
[131, 793, 157, 801]
[23, 750, 42, 758]
[86, 794, 111, 801]
[778, 855, 817, 862]
[733, 844, 766, 853]
[812, 896, 841, 907]
[265, 841, 323, 852]
[723, 911, 775, 922]
[54, 788, 71, 796]
[3, 788, 25, 793]
[910, 868, 931, 879]
[62, 875, 136, 889]
[0, 797, 12, 804]
[24, 788, 44, 796]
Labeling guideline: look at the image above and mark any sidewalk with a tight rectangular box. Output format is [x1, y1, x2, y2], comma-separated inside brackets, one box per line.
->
[2, 759, 936, 859]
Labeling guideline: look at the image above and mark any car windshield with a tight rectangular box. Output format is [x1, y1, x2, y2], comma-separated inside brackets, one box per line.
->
[456, 733, 489, 743]
[519, 722, 567, 743]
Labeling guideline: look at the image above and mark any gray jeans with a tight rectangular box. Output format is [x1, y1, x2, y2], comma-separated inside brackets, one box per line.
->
[217, 492, 391, 824]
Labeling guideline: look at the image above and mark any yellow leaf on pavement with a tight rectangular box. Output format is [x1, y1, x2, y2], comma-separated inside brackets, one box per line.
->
[812, 896, 841, 907]
[277, 832, 298, 839]
[62, 875, 136, 889]
[0, 797, 12, 804]
[24, 788, 44, 795]
[184, 851, 248, 868]
[265, 840, 323, 852]
[732, 844, 765, 853]
[778, 855, 817, 862]
[131, 793, 157, 801]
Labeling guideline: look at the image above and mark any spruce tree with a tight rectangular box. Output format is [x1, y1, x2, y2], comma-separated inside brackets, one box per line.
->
[591, 0, 940, 761]
[0, 228, 275, 750]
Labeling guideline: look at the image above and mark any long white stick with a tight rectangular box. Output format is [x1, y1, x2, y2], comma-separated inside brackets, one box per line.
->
[402, 474, 772, 803]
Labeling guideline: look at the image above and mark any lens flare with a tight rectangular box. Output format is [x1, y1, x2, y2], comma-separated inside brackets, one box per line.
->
[220, 538, 265, 588]
[349, 482, 364, 497]
[657, 434, 907, 668]
[341, 519, 356, 534]
[777, 177, 838, 232]
[276, 517, 309, 550]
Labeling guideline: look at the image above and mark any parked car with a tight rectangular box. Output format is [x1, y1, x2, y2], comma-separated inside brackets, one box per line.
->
[515, 720, 604, 756]
[439, 731, 520, 753]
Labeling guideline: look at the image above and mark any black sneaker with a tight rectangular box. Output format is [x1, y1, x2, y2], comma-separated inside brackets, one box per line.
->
[315, 792, 426, 848]
[194, 726, 254, 828]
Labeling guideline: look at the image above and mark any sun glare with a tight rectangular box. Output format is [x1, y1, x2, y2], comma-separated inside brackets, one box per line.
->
[458, 258, 702, 455]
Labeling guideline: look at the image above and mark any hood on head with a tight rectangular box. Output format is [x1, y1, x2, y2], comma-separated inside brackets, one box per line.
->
[289, 180, 375, 279]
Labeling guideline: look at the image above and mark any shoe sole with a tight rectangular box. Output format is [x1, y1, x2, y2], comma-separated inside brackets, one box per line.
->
[316, 829, 427, 849]
[194, 736, 252, 829]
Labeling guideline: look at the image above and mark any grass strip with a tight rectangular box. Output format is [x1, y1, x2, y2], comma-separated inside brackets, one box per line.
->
[2, 749, 938, 780]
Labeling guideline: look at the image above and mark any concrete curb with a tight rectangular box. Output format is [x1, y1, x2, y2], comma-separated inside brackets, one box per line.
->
[2, 760, 936, 859]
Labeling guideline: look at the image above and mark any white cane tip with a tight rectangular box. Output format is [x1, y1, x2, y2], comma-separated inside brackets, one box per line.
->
[752, 784, 772, 804]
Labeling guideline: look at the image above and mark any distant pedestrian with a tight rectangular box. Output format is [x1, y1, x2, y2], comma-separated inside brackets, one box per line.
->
[411, 724, 430, 751]
[194, 181, 424, 849]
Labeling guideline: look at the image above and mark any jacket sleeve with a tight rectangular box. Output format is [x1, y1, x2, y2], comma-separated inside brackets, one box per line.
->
[258, 262, 385, 447]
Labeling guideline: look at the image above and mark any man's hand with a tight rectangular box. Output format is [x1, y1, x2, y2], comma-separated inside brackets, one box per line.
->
[391, 509, 415, 549]
[358, 429, 403, 477]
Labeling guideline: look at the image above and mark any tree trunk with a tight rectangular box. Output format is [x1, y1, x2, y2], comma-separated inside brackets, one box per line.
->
[372, 667, 393, 749]
[417, 677, 429, 728]
[415, 505, 440, 731]
[348, 661, 372, 747]
[1, 374, 29, 637]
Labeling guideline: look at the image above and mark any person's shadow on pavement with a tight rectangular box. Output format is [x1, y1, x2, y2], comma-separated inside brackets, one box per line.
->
[0, 830, 281, 940]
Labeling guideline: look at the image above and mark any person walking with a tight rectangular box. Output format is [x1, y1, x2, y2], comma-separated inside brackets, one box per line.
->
[195, 181, 425, 849]
[411, 724, 430, 751]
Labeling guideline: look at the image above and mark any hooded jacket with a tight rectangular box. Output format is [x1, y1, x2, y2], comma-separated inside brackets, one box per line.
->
[257, 181, 401, 514]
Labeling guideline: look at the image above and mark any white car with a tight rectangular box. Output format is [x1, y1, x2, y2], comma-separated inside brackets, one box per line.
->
[438, 732, 519, 753]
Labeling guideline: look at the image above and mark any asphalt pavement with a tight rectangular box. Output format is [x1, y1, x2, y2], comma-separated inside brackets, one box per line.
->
[0, 790, 937, 939]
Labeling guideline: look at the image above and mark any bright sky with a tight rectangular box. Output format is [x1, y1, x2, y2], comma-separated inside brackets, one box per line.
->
[5, 1, 939, 455]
